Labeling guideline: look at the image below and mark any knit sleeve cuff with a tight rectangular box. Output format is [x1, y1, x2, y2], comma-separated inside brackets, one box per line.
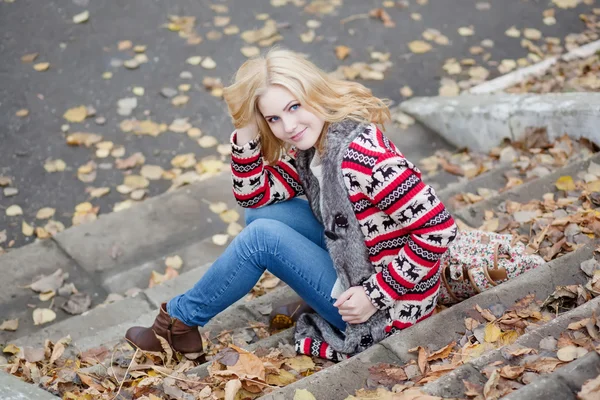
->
[362, 273, 395, 311]
[230, 131, 261, 158]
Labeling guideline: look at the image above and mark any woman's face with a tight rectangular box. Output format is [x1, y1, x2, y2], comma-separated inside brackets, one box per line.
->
[258, 85, 325, 150]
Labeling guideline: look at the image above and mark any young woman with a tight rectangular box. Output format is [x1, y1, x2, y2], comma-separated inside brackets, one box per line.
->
[125, 48, 458, 362]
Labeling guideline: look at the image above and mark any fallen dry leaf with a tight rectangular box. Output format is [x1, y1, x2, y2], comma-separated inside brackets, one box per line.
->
[33, 62, 50, 71]
[408, 40, 432, 54]
[6, 205, 23, 216]
[579, 373, 600, 400]
[165, 255, 183, 270]
[73, 10, 89, 24]
[63, 105, 88, 122]
[0, 319, 19, 331]
[32, 308, 56, 325]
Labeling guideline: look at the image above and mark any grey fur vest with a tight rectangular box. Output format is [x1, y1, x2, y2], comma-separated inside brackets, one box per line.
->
[293, 120, 389, 357]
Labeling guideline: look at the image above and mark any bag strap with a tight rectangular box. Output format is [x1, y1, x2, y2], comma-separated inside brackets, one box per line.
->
[440, 264, 461, 303]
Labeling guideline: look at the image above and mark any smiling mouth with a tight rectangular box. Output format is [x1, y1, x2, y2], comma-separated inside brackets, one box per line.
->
[291, 128, 306, 141]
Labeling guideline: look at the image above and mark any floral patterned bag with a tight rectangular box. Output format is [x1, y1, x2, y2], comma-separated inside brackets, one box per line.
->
[438, 230, 545, 305]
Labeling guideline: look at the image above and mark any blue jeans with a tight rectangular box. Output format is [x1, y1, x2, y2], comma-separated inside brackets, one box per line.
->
[167, 198, 346, 332]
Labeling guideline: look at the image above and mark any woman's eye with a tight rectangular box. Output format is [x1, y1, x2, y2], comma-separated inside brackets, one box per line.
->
[269, 116, 279, 123]
[290, 104, 300, 111]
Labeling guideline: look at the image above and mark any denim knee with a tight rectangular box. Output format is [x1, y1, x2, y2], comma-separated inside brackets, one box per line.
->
[237, 218, 285, 253]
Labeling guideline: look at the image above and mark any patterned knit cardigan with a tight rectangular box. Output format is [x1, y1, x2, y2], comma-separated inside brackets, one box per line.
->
[230, 120, 457, 360]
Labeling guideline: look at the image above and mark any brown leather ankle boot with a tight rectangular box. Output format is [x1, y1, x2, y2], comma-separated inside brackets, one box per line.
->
[125, 303, 205, 361]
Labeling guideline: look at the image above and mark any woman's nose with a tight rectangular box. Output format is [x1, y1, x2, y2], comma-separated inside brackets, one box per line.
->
[282, 116, 297, 133]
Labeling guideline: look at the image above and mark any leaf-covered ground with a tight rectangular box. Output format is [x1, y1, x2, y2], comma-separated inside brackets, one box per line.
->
[4, 129, 600, 399]
[1, 0, 599, 253]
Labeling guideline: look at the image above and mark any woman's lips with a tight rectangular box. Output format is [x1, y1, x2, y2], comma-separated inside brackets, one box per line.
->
[291, 128, 306, 141]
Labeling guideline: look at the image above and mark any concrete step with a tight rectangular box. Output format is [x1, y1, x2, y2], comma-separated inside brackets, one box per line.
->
[502, 351, 600, 400]
[101, 234, 233, 295]
[0, 239, 109, 345]
[0, 370, 60, 400]
[422, 294, 600, 398]
[437, 144, 596, 214]
[12, 258, 302, 350]
[454, 151, 600, 228]
[260, 241, 596, 399]
[52, 172, 241, 280]
[0, 173, 240, 343]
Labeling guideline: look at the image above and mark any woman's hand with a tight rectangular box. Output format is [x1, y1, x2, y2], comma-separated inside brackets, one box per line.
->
[333, 286, 377, 324]
[235, 121, 259, 146]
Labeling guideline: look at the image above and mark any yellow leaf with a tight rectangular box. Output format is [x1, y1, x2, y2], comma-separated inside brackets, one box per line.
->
[294, 389, 316, 400]
[587, 180, 600, 192]
[124, 175, 149, 189]
[72, 10, 89, 23]
[400, 86, 413, 97]
[33, 62, 50, 71]
[224, 379, 242, 400]
[335, 45, 351, 60]
[408, 40, 432, 54]
[39, 290, 56, 301]
[285, 355, 315, 372]
[171, 153, 196, 168]
[36, 227, 51, 239]
[63, 106, 88, 123]
[186, 56, 202, 65]
[209, 202, 228, 214]
[458, 26, 474, 36]
[220, 209, 240, 223]
[240, 46, 260, 58]
[15, 109, 29, 117]
[201, 57, 216, 69]
[484, 323, 502, 343]
[36, 207, 56, 219]
[0, 319, 19, 332]
[22, 221, 34, 236]
[132, 86, 145, 96]
[266, 369, 297, 386]
[498, 330, 519, 346]
[212, 234, 229, 246]
[165, 255, 183, 270]
[141, 165, 164, 180]
[3, 344, 21, 354]
[67, 132, 102, 147]
[553, 0, 579, 9]
[555, 176, 575, 191]
[224, 25, 240, 35]
[197, 136, 218, 148]
[6, 205, 23, 216]
[89, 187, 110, 198]
[197, 159, 225, 174]
[21, 52, 38, 63]
[75, 202, 93, 213]
[227, 222, 243, 236]
[33, 308, 56, 325]
[187, 127, 202, 138]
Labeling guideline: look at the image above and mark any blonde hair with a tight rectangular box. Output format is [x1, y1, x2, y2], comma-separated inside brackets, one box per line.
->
[223, 48, 391, 164]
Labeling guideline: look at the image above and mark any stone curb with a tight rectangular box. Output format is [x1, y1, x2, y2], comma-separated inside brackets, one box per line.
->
[0, 371, 59, 399]
[399, 92, 600, 153]
[502, 352, 600, 400]
[423, 295, 600, 398]
[437, 164, 514, 213]
[186, 328, 296, 379]
[0, 239, 108, 344]
[455, 151, 600, 228]
[259, 242, 595, 399]
[12, 295, 154, 348]
[469, 40, 600, 95]
[53, 172, 239, 275]
[101, 235, 231, 294]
